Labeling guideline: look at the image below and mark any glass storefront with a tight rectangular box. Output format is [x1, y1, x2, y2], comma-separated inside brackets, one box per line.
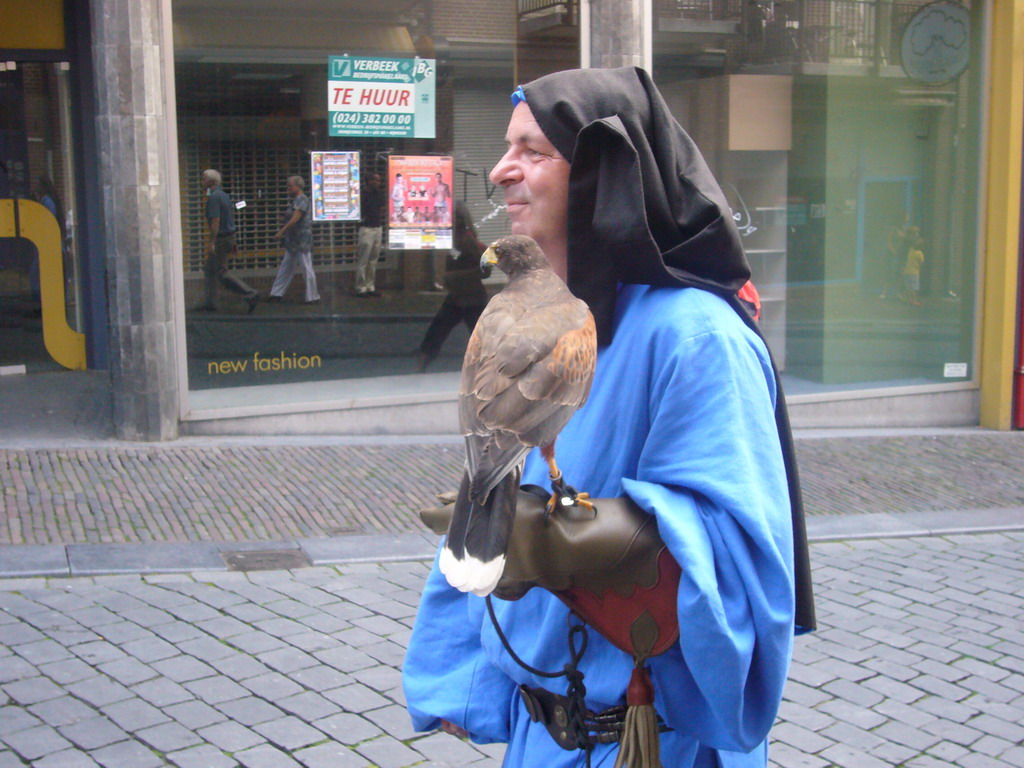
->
[172, 0, 578, 410]
[652, 0, 983, 394]
[172, 0, 983, 412]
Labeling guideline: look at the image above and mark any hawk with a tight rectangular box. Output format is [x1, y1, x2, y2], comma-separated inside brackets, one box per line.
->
[439, 235, 597, 596]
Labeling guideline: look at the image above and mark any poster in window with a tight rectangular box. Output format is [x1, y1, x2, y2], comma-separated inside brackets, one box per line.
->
[387, 155, 453, 250]
[327, 56, 436, 139]
[310, 151, 360, 221]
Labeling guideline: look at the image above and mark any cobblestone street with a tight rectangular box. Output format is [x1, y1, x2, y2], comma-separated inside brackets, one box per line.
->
[3, 431, 1023, 547]
[2, 530, 1023, 767]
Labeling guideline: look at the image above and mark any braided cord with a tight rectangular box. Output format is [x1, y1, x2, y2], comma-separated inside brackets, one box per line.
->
[485, 595, 594, 766]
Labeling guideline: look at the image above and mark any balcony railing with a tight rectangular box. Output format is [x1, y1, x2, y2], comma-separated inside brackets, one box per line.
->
[652, 0, 934, 68]
[750, 0, 928, 66]
[518, 0, 935, 69]
[657, 0, 744, 21]
[518, 0, 578, 27]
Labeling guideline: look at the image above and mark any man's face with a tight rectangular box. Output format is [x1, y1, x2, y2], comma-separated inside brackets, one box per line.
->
[489, 102, 570, 275]
[201, 174, 215, 190]
[287, 181, 300, 197]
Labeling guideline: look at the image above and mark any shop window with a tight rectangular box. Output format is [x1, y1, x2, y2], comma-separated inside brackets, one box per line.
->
[171, 0, 575, 409]
[654, 0, 982, 394]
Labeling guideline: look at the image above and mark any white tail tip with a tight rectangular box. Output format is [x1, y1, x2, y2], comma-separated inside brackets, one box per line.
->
[439, 546, 506, 597]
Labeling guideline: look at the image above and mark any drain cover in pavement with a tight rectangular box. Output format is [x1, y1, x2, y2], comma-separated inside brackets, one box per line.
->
[223, 549, 311, 572]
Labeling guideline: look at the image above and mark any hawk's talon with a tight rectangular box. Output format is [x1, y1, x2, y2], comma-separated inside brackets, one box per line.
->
[546, 474, 595, 517]
[573, 491, 594, 512]
[544, 494, 558, 524]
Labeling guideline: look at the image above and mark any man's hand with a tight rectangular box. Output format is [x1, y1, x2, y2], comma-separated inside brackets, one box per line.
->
[206, 241, 216, 256]
[440, 719, 468, 738]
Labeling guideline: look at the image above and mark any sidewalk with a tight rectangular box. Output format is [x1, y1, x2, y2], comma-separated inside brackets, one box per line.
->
[2, 372, 1024, 767]
[2, 531, 1023, 767]
[2, 424, 1024, 577]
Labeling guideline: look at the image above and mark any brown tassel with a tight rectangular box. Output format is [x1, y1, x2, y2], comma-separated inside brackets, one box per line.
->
[613, 665, 662, 768]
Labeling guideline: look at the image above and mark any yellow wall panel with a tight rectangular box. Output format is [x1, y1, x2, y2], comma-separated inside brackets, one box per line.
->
[979, 0, 1024, 429]
[0, 199, 85, 370]
[0, 0, 65, 50]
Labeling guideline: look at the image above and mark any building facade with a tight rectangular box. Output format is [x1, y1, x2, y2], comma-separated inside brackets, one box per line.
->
[0, 0, 1021, 440]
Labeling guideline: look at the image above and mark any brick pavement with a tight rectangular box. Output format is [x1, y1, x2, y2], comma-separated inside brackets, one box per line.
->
[2, 431, 1023, 546]
[0, 443, 466, 545]
[795, 432, 1024, 517]
[1, 531, 1023, 767]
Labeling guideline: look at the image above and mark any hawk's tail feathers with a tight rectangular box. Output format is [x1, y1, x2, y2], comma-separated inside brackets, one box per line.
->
[440, 469, 520, 597]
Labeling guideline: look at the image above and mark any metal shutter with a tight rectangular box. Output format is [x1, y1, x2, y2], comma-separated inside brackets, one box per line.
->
[452, 84, 513, 245]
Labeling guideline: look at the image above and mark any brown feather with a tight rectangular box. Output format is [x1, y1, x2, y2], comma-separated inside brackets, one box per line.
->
[443, 234, 598, 596]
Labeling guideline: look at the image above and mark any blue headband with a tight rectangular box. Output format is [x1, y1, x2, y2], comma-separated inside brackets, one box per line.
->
[510, 85, 526, 107]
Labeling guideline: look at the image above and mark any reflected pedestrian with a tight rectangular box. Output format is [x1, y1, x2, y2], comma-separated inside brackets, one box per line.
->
[194, 169, 258, 313]
[269, 176, 319, 304]
[355, 172, 385, 298]
[879, 211, 909, 300]
[902, 226, 924, 306]
[417, 201, 489, 372]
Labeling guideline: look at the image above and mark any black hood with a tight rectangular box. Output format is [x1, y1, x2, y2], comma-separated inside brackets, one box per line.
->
[522, 66, 750, 345]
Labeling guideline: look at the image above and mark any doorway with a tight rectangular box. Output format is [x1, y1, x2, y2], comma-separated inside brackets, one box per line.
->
[0, 60, 83, 372]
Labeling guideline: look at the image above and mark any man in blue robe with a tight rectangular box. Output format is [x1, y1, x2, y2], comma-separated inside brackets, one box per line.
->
[403, 67, 814, 768]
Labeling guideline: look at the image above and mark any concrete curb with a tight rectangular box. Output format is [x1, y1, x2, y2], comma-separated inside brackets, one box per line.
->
[804, 506, 1024, 541]
[4, 507, 1023, 580]
[0, 531, 440, 579]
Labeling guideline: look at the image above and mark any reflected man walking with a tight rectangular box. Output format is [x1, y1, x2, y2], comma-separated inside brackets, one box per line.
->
[355, 171, 385, 298]
[196, 169, 259, 313]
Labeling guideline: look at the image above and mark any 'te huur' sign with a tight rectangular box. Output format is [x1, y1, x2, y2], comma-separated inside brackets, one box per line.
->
[327, 56, 436, 139]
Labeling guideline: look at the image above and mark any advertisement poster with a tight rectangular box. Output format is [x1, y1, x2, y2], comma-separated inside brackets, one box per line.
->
[328, 56, 436, 139]
[310, 151, 360, 221]
[387, 155, 453, 250]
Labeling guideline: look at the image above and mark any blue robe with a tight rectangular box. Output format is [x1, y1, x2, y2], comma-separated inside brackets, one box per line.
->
[404, 285, 796, 767]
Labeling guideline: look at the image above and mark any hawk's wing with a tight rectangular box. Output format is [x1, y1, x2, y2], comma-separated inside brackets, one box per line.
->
[459, 277, 596, 500]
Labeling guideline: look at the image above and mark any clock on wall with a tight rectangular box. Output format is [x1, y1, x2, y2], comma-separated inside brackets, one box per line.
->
[900, 0, 970, 85]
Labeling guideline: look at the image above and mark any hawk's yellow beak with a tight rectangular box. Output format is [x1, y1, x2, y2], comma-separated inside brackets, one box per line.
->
[480, 246, 498, 270]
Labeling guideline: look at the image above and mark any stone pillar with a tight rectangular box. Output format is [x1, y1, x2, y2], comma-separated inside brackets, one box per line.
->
[91, 0, 179, 440]
[586, 0, 649, 70]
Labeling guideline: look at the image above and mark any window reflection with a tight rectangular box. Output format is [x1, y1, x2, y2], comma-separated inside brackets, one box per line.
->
[173, 0, 560, 395]
[172, 0, 979, 400]
[653, 0, 981, 392]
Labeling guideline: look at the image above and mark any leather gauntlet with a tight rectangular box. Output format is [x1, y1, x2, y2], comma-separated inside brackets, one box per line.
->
[420, 488, 680, 659]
